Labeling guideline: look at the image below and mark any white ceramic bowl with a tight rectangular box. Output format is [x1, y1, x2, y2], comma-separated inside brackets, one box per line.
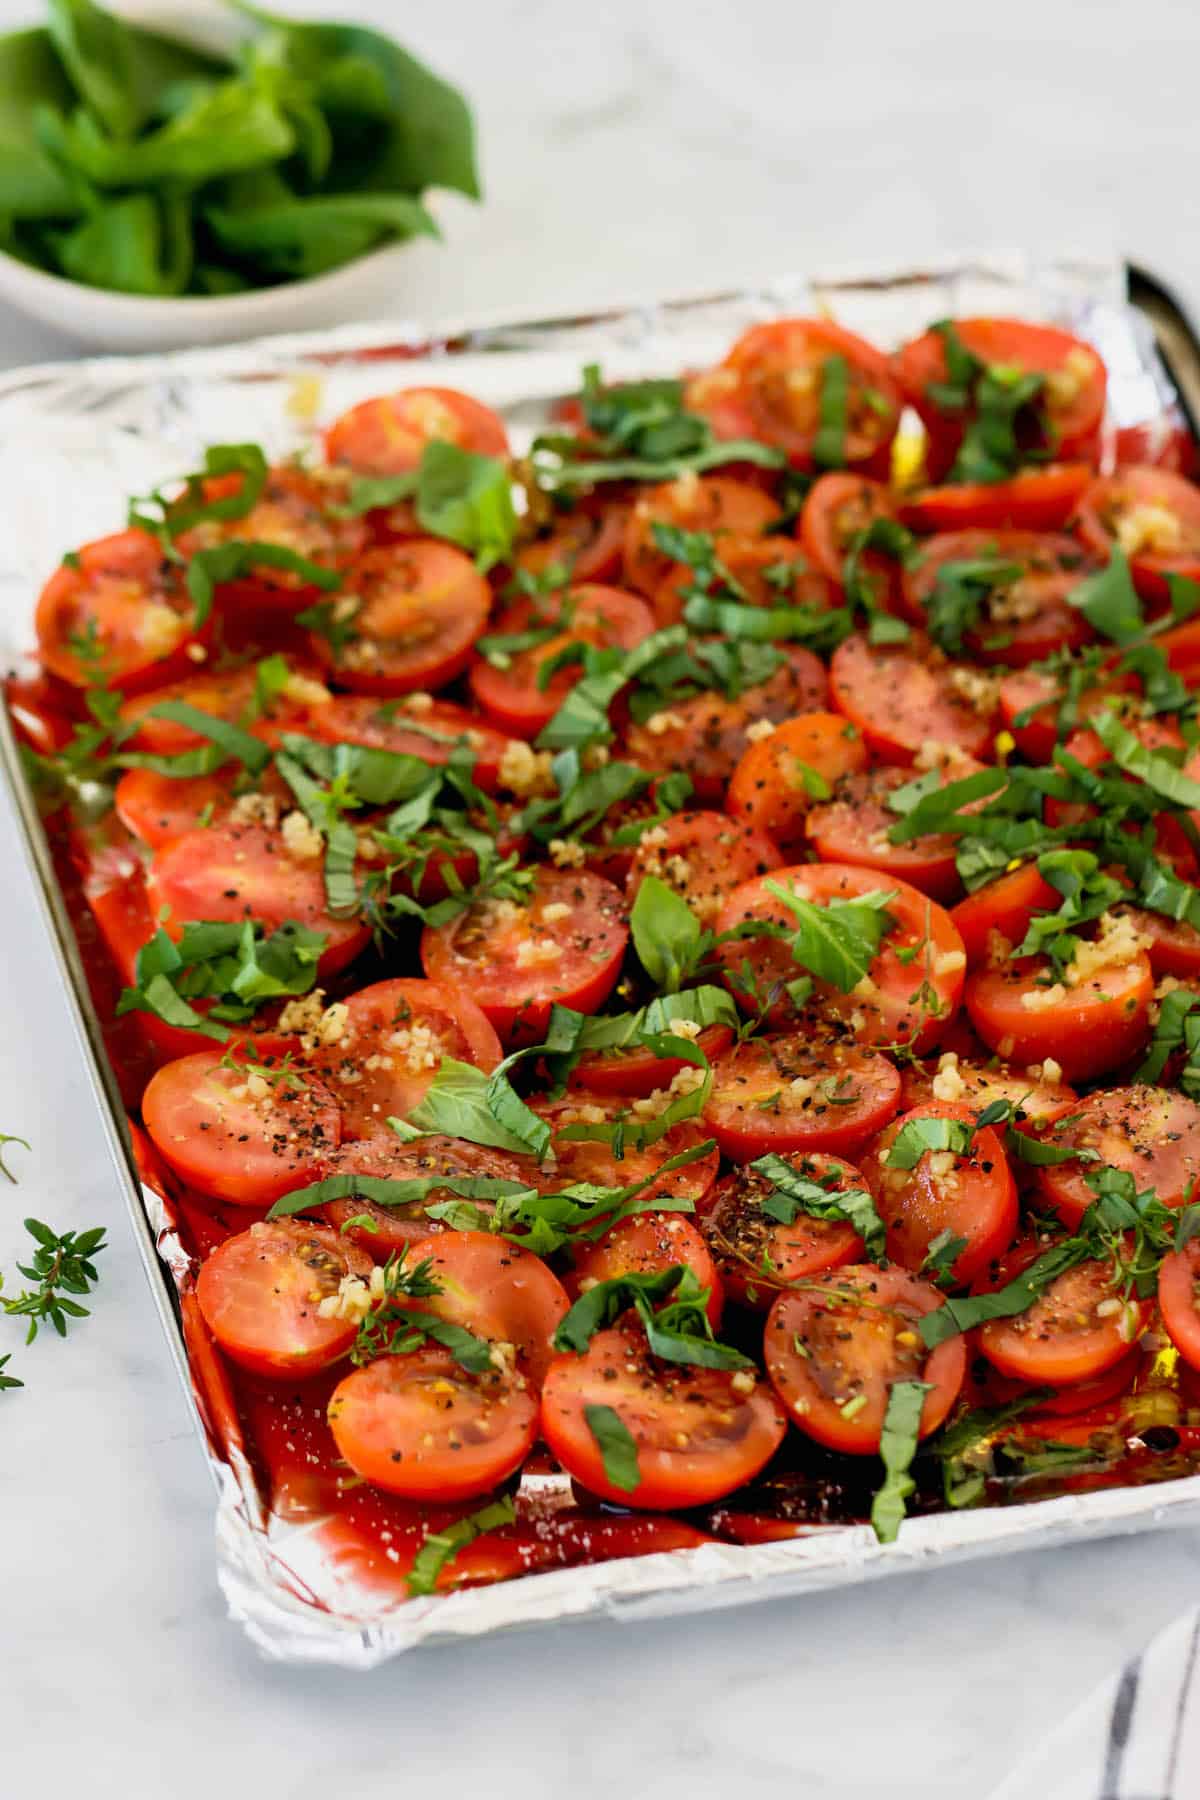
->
[0, 236, 419, 353]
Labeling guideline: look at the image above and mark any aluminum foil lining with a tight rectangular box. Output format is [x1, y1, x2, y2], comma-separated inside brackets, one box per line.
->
[2, 251, 1198, 1669]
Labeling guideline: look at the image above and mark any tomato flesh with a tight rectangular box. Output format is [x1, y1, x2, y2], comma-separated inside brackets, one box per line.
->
[197, 1219, 372, 1377]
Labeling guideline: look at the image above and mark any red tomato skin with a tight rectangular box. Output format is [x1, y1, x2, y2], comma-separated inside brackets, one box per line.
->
[325, 386, 509, 474]
[565, 1212, 725, 1327]
[468, 585, 655, 739]
[196, 1220, 373, 1378]
[702, 1035, 902, 1162]
[964, 955, 1154, 1084]
[951, 865, 1060, 966]
[799, 472, 897, 586]
[36, 529, 203, 693]
[310, 540, 492, 697]
[540, 1326, 788, 1508]
[722, 318, 902, 472]
[859, 1105, 1018, 1285]
[829, 632, 996, 765]
[1159, 1241, 1200, 1374]
[900, 466, 1093, 534]
[1074, 467, 1200, 602]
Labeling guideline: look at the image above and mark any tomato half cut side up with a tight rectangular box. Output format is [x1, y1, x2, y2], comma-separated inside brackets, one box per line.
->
[829, 632, 997, 764]
[900, 465, 1093, 534]
[1073, 466, 1200, 602]
[621, 475, 779, 596]
[764, 1265, 965, 1453]
[720, 318, 903, 473]
[310, 540, 491, 696]
[799, 472, 898, 586]
[859, 1103, 1018, 1285]
[420, 866, 629, 1043]
[565, 1213, 725, 1327]
[144, 817, 370, 979]
[174, 466, 367, 611]
[1158, 1240, 1200, 1374]
[328, 1346, 538, 1502]
[530, 1096, 720, 1209]
[805, 764, 974, 904]
[713, 861, 967, 1053]
[625, 809, 784, 929]
[726, 711, 868, 853]
[468, 584, 655, 739]
[977, 1255, 1149, 1387]
[515, 498, 630, 587]
[540, 1324, 788, 1508]
[964, 951, 1153, 1083]
[320, 1134, 534, 1258]
[36, 528, 202, 693]
[1033, 1087, 1200, 1228]
[304, 977, 502, 1140]
[621, 644, 829, 803]
[951, 864, 1060, 966]
[697, 1150, 866, 1308]
[414, 1230, 570, 1388]
[898, 529, 1095, 667]
[141, 1051, 341, 1206]
[196, 1219, 373, 1377]
[325, 386, 509, 474]
[652, 535, 834, 628]
[702, 1031, 901, 1161]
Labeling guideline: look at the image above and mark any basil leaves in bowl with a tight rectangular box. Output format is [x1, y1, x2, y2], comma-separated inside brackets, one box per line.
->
[0, 0, 479, 347]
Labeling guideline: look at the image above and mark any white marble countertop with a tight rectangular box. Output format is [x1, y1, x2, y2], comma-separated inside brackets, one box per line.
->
[3, 0, 1200, 1792]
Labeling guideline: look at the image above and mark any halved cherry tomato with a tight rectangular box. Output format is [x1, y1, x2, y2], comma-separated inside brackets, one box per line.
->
[515, 498, 630, 587]
[899, 1052, 1078, 1137]
[726, 711, 868, 851]
[468, 584, 654, 739]
[899, 529, 1094, 666]
[995, 666, 1135, 764]
[799, 472, 898, 587]
[420, 866, 628, 1043]
[321, 1133, 533, 1257]
[115, 767, 232, 849]
[196, 1218, 372, 1377]
[36, 529, 202, 692]
[305, 977, 502, 1139]
[1158, 1239, 1200, 1374]
[621, 644, 828, 801]
[901, 466, 1093, 534]
[1120, 906, 1200, 980]
[176, 465, 367, 610]
[622, 475, 778, 596]
[118, 658, 323, 752]
[829, 632, 996, 764]
[764, 1265, 965, 1453]
[529, 1095, 719, 1208]
[1033, 1087, 1200, 1227]
[713, 861, 966, 1053]
[977, 1251, 1148, 1387]
[702, 1031, 901, 1161]
[1074, 466, 1200, 602]
[565, 1212, 724, 1326]
[310, 541, 491, 695]
[625, 810, 784, 927]
[324, 386, 509, 474]
[720, 318, 902, 473]
[145, 816, 370, 979]
[142, 1050, 341, 1206]
[541, 1323, 787, 1507]
[805, 763, 976, 904]
[569, 1024, 734, 1100]
[328, 1346, 538, 1502]
[951, 863, 1060, 966]
[696, 1151, 865, 1307]
[894, 320, 1106, 469]
[964, 950, 1153, 1083]
[652, 535, 835, 627]
[859, 1103, 1017, 1284]
[414, 1230, 570, 1387]
[301, 690, 511, 792]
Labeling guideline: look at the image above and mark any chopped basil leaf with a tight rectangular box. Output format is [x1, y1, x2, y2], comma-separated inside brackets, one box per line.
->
[811, 354, 849, 469]
[554, 1264, 752, 1370]
[400, 1056, 550, 1159]
[884, 1115, 974, 1172]
[750, 1151, 888, 1263]
[870, 1380, 931, 1543]
[267, 1172, 533, 1220]
[761, 879, 896, 993]
[406, 1495, 517, 1596]
[583, 1404, 640, 1493]
[185, 540, 341, 627]
[629, 876, 703, 993]
[536, 626, 688, 750]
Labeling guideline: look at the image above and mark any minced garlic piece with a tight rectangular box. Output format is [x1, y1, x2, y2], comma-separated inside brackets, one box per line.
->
[987, 580, 1042, 626]
[317, 1269, 381, 1324]
[281, 671, 332, 709]
[1116, 501, 1183, 559]
[280, 809, 324, 862]
[744, 718, 777, 743]
[730, 1369, 757, 1396]
[925, 1149, 961, 1194]
[1043, 347, 1097, 409]
[498, 739, 555, 797]
[404, 691, 434, 715]
[644, 710, 687, 736]
[185, 642, 208, 663]
[555, 1102, 607, 1127]
[582, 744, 611, 771]
[931, 1051, 967, 1103]
[852, 974, 879, 1000]
[667, 470, 702, 508]
[514, 937, 562, 969]
[539, 901, 572, 924]
[386, 1021, 442, 1071]
[548, 838, 586, 869]
[933, 949, 966, 977]
[229, 791, 280, 830]
[949, 666, 1002, 715]
[630, 1064, 706, 1120]
[639, 826, 670, 853]
[914, 739, 975, 773]
[686, 367, 740, 406]
[1027, 1056, 1064, 1085]
[138, 604, 187, 659]
[668, 1017, 703, 1041]
[1020, 981, 1067, 1012]
[1064, 911, 1149, 987]
[278, 991, 350, 1052]
[787, 1075, 818, 1102]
